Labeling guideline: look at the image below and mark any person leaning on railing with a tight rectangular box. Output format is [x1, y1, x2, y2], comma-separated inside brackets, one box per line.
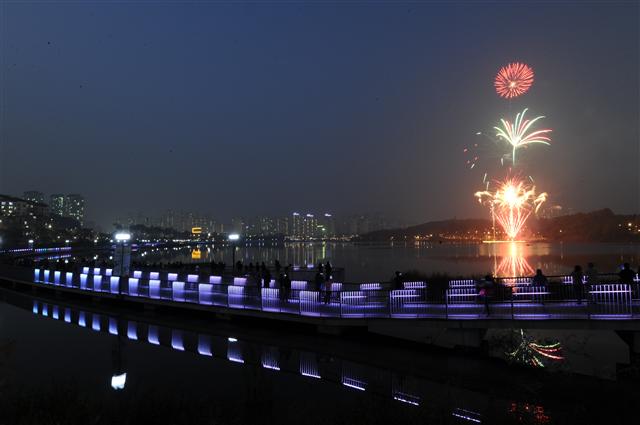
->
[619, 263, 638, 298]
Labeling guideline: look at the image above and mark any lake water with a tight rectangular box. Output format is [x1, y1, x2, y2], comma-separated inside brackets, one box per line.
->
[1, 287, 638, 425]
[134, 242, 640, 282]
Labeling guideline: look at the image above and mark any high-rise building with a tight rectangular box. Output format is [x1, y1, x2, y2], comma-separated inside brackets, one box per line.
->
[49, 194, 85, 226]
[50, 194, 66, 216]
[291, 212, 302, 239]
[65, 194, 85, 226]
[23, 191, 45, 204]
[320, 213, 335, 237]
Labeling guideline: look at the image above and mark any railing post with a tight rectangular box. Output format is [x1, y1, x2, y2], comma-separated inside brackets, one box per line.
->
[587, 285, 591, 320]
[510, 287, 514, 320]
[445, 289, 448, 319]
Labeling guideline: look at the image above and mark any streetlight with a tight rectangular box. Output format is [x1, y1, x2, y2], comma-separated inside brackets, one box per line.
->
[228, 233, 240, 271]
[114, 232, 132, 296]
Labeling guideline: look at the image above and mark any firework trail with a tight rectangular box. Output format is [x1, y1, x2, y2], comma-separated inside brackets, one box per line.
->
[507, 329, 563, 368]
[494, 108, 552, 166]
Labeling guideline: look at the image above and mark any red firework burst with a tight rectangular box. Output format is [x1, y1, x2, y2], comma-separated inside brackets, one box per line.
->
[494, 63, 534, 99]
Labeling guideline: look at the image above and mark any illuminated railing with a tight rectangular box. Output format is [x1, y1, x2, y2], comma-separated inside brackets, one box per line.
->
[16, 267, 640, 320]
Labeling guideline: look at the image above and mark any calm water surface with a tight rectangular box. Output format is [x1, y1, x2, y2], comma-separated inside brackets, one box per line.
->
[134, 242, 640, 281]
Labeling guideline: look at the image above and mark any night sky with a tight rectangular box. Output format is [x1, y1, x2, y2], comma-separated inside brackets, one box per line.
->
[1, 1, 638, 228]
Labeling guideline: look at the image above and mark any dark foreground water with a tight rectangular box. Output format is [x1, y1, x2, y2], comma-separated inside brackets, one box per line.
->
[1, 287, 639, 425]
[132, 241, 640, 281]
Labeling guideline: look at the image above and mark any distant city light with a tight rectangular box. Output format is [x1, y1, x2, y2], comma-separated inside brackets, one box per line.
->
[228, 234, 240, 241]
[114, 232, 131, 241]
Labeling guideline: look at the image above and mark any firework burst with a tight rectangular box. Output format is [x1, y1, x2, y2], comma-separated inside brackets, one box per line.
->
[475, 177, 547, 240]
[494, 108, 552, 166]
[494, 62, 534, 99]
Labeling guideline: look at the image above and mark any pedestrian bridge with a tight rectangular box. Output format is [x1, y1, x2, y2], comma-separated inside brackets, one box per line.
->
[3, 264, 640, 350]
[0, 265, 637, 323]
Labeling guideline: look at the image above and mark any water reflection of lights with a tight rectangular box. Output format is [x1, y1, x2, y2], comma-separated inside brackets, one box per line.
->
[111, 373, 127, 390]
[25, 296, 556, 423]
[494, 242, 535, 278]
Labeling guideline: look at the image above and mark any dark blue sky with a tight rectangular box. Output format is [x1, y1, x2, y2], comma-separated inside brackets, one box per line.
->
[1, 1, 638, 228]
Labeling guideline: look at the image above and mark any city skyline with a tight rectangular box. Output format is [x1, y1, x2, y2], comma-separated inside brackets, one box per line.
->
[1, 2, 638, 229]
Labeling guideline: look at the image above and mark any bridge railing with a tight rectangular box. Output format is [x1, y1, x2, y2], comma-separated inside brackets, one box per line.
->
[4, 265, 640, 320]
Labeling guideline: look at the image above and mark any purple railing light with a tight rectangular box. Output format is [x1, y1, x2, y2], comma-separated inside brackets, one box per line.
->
[589, 283, 632, 317]
[148, 272, 159, 280]
[82, 267, 90, 275]
[403, 281, 427, 289]
[261, 288, 281, 312]
[227, 339, 244, 363]
[360, 283, 382, 291]
[261, 348, 280, 371]
[127, 321, 138, 340]
[148, 325, 160, 345]
[209, 275, 222, 284]
[34, 268, 40, 282]
[342, 375, 366, 391]
[300, 352, 321, 379]
[32, 300, 38, 314]
[54, 271, 61, 285]
[110, 276, 120, 294]
[393, 392, 420, 406]
[390, 289, 426, 318]
[291, 280, 308, 290]
[64, 308, 71, 323]
[228, 286, 246, 309]
[92, 314, 101, 332]
[80, 273, 88, 290]
[105, 268, 113, 277]
[43, 269, 50, 284]
[452, 408, 482, 423]
[66, 272, 74, 287]
[42, 303, 48, 317]
[78, 311, 86, 327]
[93, 268, 101, 275]
[172, 281, 185, 302]
[133, 270, 143, 279]
[197, 335, 212, 356]
[187, 274, 198, 283]
[109, 317, 118, 335]
[52, 305, 59, 320]
[171, 330, 185, 351]
[447, 288, 478, 303]
[198, 283, 213, 305]
[167, 273, 178, 281]
[233, 277, 247, 286]
[128, 278, 139, 296]
[93, 275, 103, 292]
[148, 279, 160, 299]
[449, 279, 476, 288]
[299, 290, 321, 316]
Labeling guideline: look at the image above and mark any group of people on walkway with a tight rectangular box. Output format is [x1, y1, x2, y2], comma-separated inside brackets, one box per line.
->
[477, 262, 640, 312]
[313, 262, 334, 304]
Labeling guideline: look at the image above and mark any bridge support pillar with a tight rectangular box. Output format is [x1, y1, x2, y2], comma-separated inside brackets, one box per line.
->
[615, 330, 640, 355]
[317, 325, 345, 336]
[630, 332, 640, 354]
